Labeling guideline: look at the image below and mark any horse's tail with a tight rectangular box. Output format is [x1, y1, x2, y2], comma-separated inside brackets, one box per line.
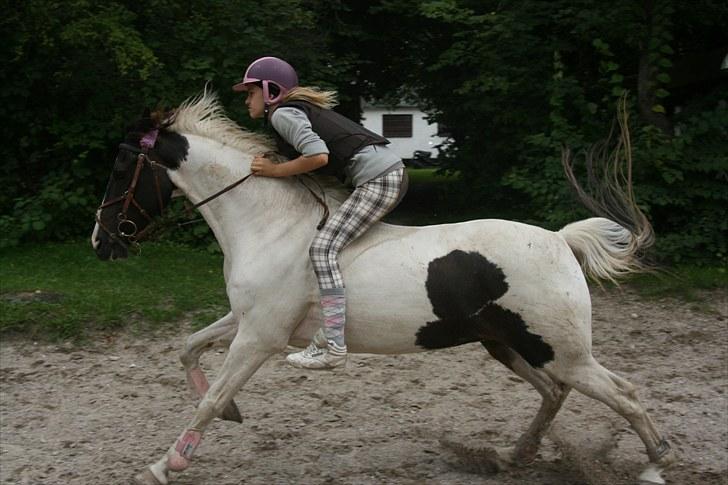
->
[559, 217, 651, 283]
[559, 94, 654, 284]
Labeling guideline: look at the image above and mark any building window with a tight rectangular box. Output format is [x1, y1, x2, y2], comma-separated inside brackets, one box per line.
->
[382, 114, 413, 138]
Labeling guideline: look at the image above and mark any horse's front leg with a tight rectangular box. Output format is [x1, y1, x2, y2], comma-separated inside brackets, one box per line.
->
[135, 311, 292, 485]
[179, 311, 242, 422]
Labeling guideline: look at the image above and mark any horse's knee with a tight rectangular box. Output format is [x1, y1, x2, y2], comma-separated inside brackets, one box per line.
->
[545, 381, 568, 404]
[179, 337, 199, 368]
[607, 375, 645, 417]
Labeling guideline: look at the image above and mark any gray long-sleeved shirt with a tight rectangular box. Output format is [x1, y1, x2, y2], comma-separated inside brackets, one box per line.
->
[271, 107, 403, 187]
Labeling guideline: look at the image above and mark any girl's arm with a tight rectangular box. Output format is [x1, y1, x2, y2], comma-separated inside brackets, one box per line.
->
[251, 153, 328, 177]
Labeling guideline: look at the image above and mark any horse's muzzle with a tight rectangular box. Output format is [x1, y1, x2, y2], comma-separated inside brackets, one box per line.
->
[93, 230, 129, 261]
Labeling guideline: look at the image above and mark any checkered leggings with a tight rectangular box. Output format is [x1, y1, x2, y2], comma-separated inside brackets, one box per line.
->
[310, 168, 406, 290]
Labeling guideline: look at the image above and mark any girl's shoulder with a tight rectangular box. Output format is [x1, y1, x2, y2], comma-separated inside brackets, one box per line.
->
[270, 106, 312, 134]
[272, 105, 308, 122]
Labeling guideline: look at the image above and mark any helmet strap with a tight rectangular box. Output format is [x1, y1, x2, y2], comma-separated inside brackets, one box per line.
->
[262, 80, 271, 104]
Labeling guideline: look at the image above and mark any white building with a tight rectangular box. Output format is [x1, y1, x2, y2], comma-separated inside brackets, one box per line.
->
[360, 99, 449, 162]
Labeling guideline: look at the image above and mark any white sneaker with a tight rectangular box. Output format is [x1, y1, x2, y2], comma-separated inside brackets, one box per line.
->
[286, 340, 347, 370]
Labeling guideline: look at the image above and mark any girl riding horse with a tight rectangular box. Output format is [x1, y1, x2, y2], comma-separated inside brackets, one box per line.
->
[233, 56, 408, 370]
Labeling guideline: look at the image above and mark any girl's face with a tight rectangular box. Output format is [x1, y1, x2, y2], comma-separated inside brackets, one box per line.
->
[245, 84, 265, 119]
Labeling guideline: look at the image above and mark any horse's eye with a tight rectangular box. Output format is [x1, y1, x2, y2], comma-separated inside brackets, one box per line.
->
[113, 154, 132, 177]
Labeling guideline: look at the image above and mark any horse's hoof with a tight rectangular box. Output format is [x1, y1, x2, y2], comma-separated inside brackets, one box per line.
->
[481, 445, 513, 473]
[221, 399, 243, 423]
[133, 468, 164, 485]
[167, 451, 191, 472]
[638, 464, 665, 485]
[439, 439, 511, 474]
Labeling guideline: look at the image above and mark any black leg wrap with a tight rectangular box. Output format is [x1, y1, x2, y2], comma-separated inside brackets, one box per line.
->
[656, 438, 671, 459]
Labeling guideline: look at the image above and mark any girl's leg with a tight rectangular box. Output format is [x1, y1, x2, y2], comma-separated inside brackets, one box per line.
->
[287, 168, 406, 369]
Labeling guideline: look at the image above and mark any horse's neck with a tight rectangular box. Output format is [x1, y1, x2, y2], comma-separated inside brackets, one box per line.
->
[170, 135, 325, 259]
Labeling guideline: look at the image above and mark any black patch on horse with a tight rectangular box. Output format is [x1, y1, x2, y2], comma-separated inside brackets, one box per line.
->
[416, 250, 554, 368]
[151, 130, 189, 170]
[123, 115, 189, 169]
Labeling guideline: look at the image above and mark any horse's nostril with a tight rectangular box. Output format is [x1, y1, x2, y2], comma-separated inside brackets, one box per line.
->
[94, 240, 111, 261]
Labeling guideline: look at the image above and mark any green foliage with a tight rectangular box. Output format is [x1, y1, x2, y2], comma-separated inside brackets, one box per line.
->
[633, 101, 728, 263]
[1, 0, 338, 247]
[1, 0, 726, 266]
[0, 166, 99, 248]
[361, 0, 727, 264]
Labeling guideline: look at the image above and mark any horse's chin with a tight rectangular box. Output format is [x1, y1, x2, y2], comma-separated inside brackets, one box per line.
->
[95, 238, 129, 261]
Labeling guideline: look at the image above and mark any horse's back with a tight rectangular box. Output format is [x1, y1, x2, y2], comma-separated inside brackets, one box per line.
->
[342, 218, 584, 292]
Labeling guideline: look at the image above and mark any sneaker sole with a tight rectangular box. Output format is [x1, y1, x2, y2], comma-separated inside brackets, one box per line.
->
[285, 358, 348, 371]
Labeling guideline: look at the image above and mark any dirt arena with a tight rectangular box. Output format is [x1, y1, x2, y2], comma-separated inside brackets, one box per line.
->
[1, 288, 726, 485]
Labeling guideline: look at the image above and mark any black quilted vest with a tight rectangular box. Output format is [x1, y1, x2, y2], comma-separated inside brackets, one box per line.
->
[271, 101, 389, 180]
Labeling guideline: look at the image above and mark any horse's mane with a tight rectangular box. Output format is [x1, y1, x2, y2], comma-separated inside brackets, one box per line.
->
[166, 88, 352, 205]
[167, 88, 276, 154]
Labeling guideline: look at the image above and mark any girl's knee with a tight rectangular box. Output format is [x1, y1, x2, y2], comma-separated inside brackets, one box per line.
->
[309, 242, 325, 262]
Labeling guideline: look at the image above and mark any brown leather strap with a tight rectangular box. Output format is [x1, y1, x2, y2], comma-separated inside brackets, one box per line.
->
[186, 172, 254, 213]
[297, 177, 330, 230]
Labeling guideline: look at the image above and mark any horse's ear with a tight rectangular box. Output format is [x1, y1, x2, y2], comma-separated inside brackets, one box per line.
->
[160, 107, 177, 128]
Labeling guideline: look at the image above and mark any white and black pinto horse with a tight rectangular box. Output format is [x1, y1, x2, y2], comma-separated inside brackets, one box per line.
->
[92, 92, 675, 484]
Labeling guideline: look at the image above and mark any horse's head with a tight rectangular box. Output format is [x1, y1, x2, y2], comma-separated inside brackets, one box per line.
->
[92, 109, 188, 260]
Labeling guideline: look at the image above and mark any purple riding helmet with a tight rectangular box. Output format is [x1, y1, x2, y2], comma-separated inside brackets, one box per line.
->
[232, 56, 299, 105]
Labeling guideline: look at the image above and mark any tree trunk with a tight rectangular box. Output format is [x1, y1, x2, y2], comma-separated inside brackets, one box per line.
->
[638, 0, 673, 135]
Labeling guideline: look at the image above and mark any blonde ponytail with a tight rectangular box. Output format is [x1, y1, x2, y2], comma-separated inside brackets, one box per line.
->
[282, 86, 338, 109]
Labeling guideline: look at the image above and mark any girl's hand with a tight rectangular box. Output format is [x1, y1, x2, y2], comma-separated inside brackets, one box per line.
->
[250, 155, 280, 177]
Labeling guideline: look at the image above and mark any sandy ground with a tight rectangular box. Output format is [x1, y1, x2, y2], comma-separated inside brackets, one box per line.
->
[1, 288, 726, 485]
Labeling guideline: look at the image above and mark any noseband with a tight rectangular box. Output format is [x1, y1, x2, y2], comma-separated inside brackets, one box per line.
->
[95, 143, 166, 245]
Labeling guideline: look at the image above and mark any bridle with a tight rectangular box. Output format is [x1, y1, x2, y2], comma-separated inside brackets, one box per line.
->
[96, 141, 330, 249]
[95, 143, 167, 245]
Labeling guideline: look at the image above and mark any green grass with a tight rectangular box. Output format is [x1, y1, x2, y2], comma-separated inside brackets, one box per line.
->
[621, 265, 728, 299]
[1, 241, 228, 340]
[404, 167, 452, 184]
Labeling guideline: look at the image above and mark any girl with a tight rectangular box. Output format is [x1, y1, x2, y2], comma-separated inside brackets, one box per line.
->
[233, 56, 407, 369]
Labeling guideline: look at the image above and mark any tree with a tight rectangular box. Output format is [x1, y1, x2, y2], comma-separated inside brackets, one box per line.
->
[339, 0, 727, 263]
[0, 0, 341, 246]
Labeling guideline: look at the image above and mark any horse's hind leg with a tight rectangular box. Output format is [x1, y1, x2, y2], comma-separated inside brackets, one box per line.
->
[551, 357, 675, 481]
[179, 312, 241, 422]
[481, 340, 570, 467]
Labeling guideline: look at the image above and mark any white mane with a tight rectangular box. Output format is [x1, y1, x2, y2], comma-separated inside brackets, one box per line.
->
[167, 89, 275, 154]
[167, 88, 352, 206]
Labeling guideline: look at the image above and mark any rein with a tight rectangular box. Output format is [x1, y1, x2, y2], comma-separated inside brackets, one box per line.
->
[185, 171, 330, 229]
[185, 173, 254, 213]
[97, 143, 330, 248]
